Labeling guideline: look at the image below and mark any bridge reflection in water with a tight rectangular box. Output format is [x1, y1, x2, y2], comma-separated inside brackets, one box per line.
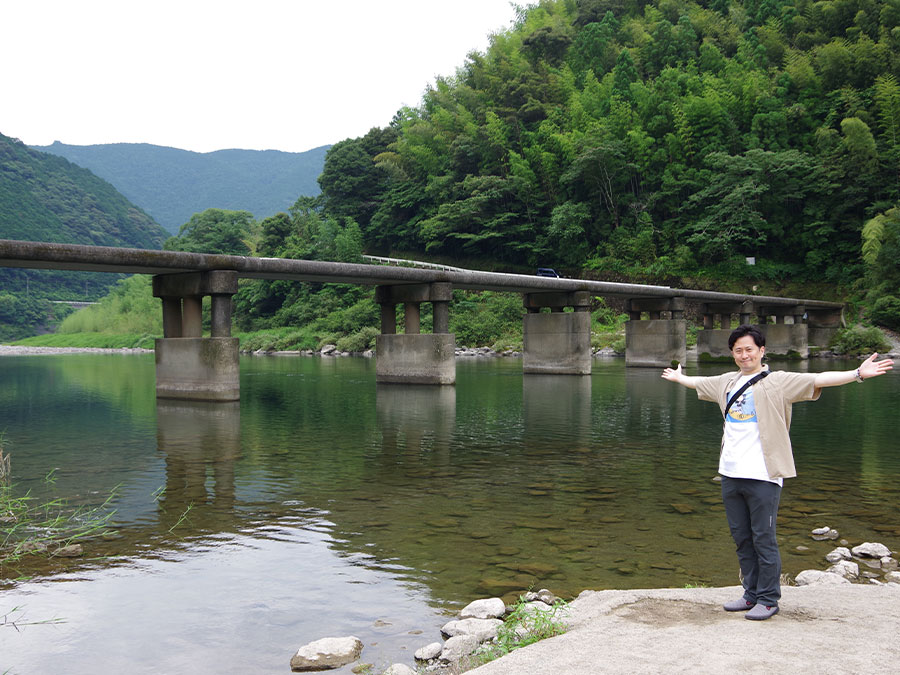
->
[155, 400, 240, 530]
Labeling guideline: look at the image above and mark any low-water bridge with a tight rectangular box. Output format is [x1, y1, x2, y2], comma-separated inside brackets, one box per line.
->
[0, 239, 844, 401]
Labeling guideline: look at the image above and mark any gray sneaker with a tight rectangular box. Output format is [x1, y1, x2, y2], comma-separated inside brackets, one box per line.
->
[723, 598, 754, 612]
[745, 603, 779, 620]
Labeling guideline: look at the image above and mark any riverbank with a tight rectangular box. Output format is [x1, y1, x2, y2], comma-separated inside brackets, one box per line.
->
[467, 584, 900, 674]
[0, 345, 152, 355]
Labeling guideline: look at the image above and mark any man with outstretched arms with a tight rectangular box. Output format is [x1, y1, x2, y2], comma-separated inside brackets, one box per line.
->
[661, 325, 893, 620]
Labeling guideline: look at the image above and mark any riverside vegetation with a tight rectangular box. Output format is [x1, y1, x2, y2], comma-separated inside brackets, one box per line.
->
[0, 438, 119, 579]
[6, 0, 900, 347]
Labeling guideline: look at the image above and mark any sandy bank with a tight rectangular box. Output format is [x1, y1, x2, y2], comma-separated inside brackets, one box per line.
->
[467, 584, 900, 674]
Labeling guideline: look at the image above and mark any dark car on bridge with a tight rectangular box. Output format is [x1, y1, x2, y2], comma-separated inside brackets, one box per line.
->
[536, 268, 559, 277]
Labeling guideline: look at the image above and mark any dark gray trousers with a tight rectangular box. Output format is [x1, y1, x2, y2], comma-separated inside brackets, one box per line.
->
[721, 476, 782, 607]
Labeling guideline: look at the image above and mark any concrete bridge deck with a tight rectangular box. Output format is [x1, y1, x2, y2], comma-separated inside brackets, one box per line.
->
[1, 238, 845, 399]
[0, 239, 842, 309]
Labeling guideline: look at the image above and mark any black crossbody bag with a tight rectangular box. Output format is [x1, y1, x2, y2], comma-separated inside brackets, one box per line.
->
[723, 371, 768, 419]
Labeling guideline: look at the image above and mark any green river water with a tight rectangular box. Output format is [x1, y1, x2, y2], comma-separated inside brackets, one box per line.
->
[0, 353, 897, 673]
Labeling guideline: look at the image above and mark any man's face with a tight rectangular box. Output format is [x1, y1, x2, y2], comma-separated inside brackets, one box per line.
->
[731, 334, 765, 374]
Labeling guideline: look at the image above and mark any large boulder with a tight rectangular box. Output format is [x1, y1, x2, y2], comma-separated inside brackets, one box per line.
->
[414, 642, 443, 662]
[383, 665, 416, 675]
[852, 542, 892, 558]
[827, 560, 859, 580]
[460, 597, 506, 620]
[794, 570, 851, 586]
[825, 547, 852, 563]
[290, 636, 362, 672]
[440, 635, 480, 663]
[440, 617, 503, 642]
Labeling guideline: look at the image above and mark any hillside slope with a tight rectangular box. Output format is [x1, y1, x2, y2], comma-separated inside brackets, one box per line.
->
[34, 141, 329, 232]
[0, 133, 169, 339]
[1, 133, 167, 248]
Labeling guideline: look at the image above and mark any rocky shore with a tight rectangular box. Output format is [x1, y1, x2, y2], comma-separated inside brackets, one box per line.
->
[290, 531, 897, 675]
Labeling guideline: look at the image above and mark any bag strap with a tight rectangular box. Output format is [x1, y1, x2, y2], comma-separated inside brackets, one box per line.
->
[723, 371, 768, 419]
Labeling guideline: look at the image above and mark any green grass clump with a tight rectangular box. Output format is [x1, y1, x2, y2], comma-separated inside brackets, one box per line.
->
[471, 595, 568, 667]
[1, 440, 119, 576]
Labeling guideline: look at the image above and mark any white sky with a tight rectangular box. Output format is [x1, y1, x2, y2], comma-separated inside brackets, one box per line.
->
[3, 0, 519, 153]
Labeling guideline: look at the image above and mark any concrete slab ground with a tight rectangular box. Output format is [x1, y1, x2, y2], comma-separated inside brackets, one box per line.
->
[468, 584, 900, 675]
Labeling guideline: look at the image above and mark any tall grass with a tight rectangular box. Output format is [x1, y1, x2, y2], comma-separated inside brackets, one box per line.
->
[1, 438, 119, 575]
[58, 275, 162, 335]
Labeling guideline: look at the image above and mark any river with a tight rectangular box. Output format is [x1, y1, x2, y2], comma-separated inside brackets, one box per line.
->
[1, 353, 898, 673]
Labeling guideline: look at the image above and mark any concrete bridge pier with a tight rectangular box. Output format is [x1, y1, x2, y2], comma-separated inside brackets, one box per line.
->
[375, 282, 455, 384]
[807, 307, 844, 350]
[624, 297, 686, 367]
[522, 291, 592, 375]
[756, 304, 808, 358]
[696, 300, 754, 360]
[152, 270, 240, 401]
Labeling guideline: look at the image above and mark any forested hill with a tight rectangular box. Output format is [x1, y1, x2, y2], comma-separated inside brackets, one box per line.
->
[34, 141, 330, 233]
[1, 133, 167, 248]
[313, 0, 900, 291]
[0, 133, 169, 339]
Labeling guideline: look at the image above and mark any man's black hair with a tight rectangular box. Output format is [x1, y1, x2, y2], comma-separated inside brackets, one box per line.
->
[728, 324, 765, 350]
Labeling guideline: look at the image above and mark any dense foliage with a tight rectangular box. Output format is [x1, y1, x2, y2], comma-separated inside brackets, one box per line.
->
[13, 0, 900, 346]
[34, 141, 329, 233]
[317, 0, 900, 294]
[0, 133, 169, 339]
[0, 133, 167, 248]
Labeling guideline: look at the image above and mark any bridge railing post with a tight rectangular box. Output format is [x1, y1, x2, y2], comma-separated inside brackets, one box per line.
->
[624, 297, 686, 367]
[152, 271, 240, 401]
[522, 291, 592, 375]
[375, 283, 455, 384]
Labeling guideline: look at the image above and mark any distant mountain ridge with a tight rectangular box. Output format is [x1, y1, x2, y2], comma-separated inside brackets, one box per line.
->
[34, 141, 330, 233]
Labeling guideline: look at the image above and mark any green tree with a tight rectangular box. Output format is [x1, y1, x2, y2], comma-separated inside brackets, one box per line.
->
[164, 209, 257, 255]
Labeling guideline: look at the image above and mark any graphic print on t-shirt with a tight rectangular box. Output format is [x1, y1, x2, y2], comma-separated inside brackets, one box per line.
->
[726, 386, 757, 423]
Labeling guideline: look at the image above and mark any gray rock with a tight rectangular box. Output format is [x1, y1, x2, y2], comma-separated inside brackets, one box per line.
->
[383, 665, 416, 675]
[884, 571, 900, 584]
[811, 526, 832, 535]
[53, 544, 84, 557]
[536, 588, 559, 605]
[414, 642, 443, 662]
[852, 542, 891, 558]
[880, 556, 899, 572]
[810, 528, 839, 541]
[825, 547, 852, 563]
[440, 635, 479, 663]
[827, 560, 859, 580]
[460, 597, 506, 620]
[794, 569, 852, 586]
[320, 344, 337, 355]
[440, 617, 502, 642]
[290, 636, 362, 672]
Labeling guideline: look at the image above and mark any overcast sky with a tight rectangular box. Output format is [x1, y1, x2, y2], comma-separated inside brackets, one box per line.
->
[4, 0, 519, 153]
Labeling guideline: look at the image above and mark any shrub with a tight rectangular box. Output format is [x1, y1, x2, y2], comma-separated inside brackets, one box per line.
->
[336, 326, 379, 352]
[829, 325, 891, 355]
[868, 295, 900, 331]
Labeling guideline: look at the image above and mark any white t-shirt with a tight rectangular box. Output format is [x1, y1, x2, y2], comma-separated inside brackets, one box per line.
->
[720, 373, 783, 486]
